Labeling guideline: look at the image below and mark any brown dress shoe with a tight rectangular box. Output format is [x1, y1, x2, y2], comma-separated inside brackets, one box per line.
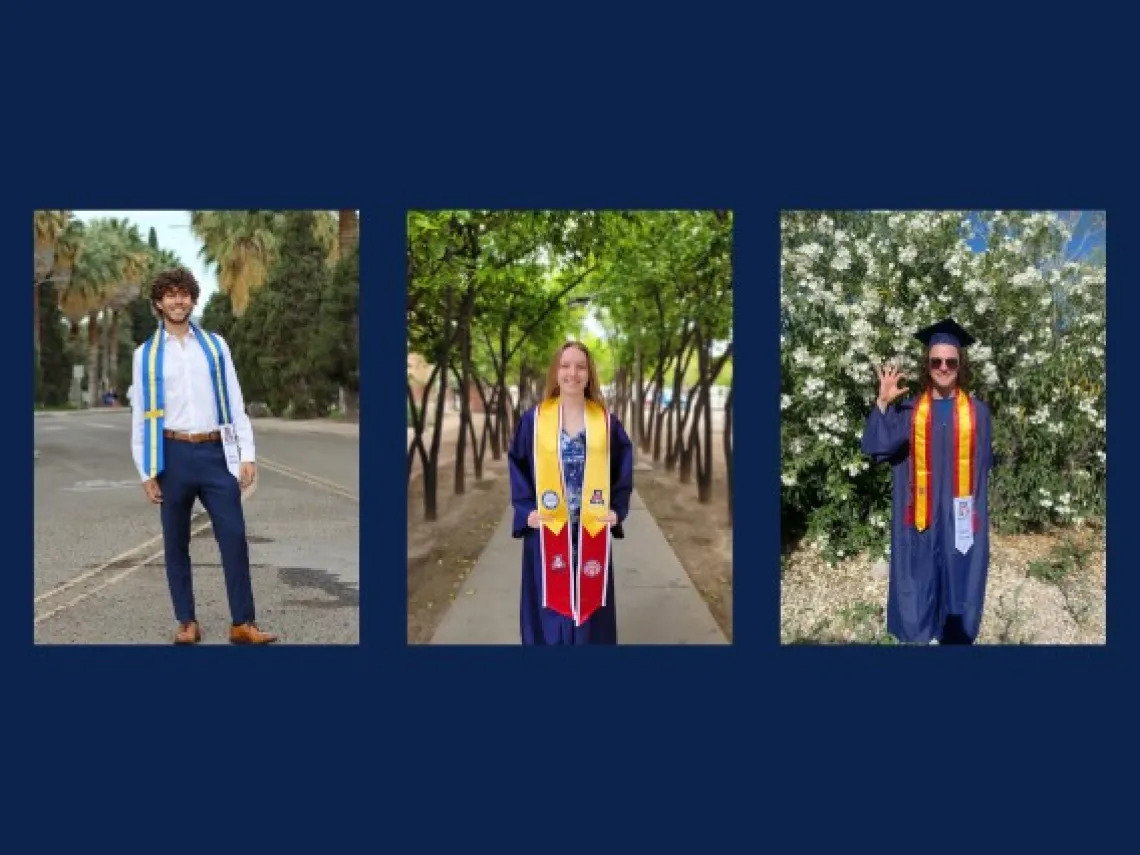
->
[229, 622, 278, 645]
[174, 621, 201, 644]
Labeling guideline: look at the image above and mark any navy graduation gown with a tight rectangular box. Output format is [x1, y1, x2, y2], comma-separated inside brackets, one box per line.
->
[507, 405, 635, 645]
[861, 393, 994, 644]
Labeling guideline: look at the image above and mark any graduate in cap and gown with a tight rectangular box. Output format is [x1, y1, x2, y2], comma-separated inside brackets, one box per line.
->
[861, 318, 994, 644]
[508, 341, 635, 645]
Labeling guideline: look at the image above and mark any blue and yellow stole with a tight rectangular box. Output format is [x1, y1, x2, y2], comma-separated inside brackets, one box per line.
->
[139, 322, 235, 478]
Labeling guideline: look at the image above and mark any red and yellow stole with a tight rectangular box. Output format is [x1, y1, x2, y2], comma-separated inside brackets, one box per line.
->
[907, 390, 976, 531]
[534, 397, 611, 625]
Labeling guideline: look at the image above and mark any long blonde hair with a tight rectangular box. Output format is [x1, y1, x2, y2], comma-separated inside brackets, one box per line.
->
[543, 341, 606, 407]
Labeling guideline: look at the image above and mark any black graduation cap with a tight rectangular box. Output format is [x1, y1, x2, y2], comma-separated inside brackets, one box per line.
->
[914, 317, 976, 349]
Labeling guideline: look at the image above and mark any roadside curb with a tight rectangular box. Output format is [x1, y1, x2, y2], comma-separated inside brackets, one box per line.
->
[34, 407, 130, 418]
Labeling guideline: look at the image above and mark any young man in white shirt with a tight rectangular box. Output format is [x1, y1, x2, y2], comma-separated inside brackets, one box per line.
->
[130, 267, 277, 645]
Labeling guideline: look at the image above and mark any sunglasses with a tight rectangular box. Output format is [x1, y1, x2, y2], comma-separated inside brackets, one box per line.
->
[929, 357, 959, 370]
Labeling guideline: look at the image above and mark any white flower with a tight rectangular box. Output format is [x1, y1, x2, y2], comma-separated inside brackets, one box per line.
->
[781, 394, 792, 410]
[899, 246, 918, 265]
[782, 473, 797, 487]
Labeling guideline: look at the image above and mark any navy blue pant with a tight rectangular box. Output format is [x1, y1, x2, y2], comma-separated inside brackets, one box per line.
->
[157, 437, 255, 625]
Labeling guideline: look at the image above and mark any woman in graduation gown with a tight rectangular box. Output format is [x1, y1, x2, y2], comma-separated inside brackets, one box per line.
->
[508, 341, 635, 645]
[861, 318, 995, 645]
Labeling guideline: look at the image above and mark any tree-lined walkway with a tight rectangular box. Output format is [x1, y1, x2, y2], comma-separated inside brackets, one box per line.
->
[429, 491, 727, 645]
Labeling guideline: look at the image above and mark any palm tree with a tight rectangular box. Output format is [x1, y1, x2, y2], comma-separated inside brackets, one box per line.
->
[337, 210, 360, 418]
[189, 211, 279, 316]
[57, 221, 120, 406]
[190, 210, 343, 316]
[33, 210, 72, 360]
[98, 219, 150, 394]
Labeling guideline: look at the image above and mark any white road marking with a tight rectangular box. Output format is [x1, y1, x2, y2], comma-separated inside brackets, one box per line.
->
[34, 480, 258, 623]
[257, 456, 358, 502]
[64, 480, 142, 492]
[35, 455, 358, 625]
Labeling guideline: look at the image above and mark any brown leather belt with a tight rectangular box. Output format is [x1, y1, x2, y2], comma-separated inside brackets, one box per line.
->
[164, 429, 221, 443]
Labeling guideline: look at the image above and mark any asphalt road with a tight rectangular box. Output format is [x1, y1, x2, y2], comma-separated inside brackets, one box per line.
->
[34, 409, 359, 645]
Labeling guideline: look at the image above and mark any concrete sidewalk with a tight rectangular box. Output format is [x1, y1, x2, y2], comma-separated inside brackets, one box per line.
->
[34, 406, 130, 417]
[430, 490, 728, 645]
[252, 417, 359, 437]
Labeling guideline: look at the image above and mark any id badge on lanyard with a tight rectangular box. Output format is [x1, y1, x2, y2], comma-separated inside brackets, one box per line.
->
[221, 423, 240, 466]
[954, 496, 974, 554]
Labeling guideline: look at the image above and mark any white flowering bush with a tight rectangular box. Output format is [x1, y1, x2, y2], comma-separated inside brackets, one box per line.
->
[780, 211, 1106, 564]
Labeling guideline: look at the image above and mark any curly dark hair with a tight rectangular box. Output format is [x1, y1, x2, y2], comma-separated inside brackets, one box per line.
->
[920, 343, 972, 393]
[151, 266, 200, 307]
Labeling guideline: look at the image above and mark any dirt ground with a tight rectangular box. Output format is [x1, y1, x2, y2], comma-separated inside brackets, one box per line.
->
[780, 526, 1106, 645]
[406, 417, 510, 644]
[632, 437, 734, 641]
[405, 411, 735, 643]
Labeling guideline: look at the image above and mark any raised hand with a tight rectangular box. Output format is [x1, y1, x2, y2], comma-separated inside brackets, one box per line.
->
[874, 362, 907, 408]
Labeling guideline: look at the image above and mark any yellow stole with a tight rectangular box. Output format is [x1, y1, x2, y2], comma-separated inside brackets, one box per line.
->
[909, 390, 976, 531]
[534, 397, 611, 624]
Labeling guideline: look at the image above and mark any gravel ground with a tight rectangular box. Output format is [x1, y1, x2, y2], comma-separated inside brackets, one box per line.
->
[781, 528, 1106, 645]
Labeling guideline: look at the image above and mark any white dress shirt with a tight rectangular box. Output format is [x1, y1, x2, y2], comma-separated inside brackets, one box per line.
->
[131, 328, 256, 482]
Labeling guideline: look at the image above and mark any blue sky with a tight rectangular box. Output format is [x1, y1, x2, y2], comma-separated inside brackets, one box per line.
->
[72, 210, 219, 308]
[964, 210, 1106, 258]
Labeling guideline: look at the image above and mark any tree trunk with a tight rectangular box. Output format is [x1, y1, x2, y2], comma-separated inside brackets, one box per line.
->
[33, 280, 41, 363]
[425, 360, 449, 521]
[666, 337, 696, 472]
[422, 276, 457, 520]
[86, 312, 100, 408]
[337, 209, 359, 420]
[679, 431, 694, 484]
[633, 349, 645, 453]
[467, 370, 493, 480]
[724, 377, 733, 523]
[491, 323, 510, 460]
[342, 387, 360, 421]
[107, 309, 119, 396]
[651, 357, 673, 463]
[453, 278, 477, 496]
[407, 366, 440, 485]
[337, 210, 358, 257]
[678, 329, 704, 486]
[696, 336, 713, 504]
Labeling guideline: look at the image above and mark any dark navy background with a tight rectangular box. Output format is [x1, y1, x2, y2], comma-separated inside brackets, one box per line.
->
[7, 4, 1130, 850]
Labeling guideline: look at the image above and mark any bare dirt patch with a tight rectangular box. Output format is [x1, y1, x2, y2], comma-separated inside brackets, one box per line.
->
[406, 414, 512, 644]
[780, 526, 1105, 645]
[631, 424, 734, 641]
